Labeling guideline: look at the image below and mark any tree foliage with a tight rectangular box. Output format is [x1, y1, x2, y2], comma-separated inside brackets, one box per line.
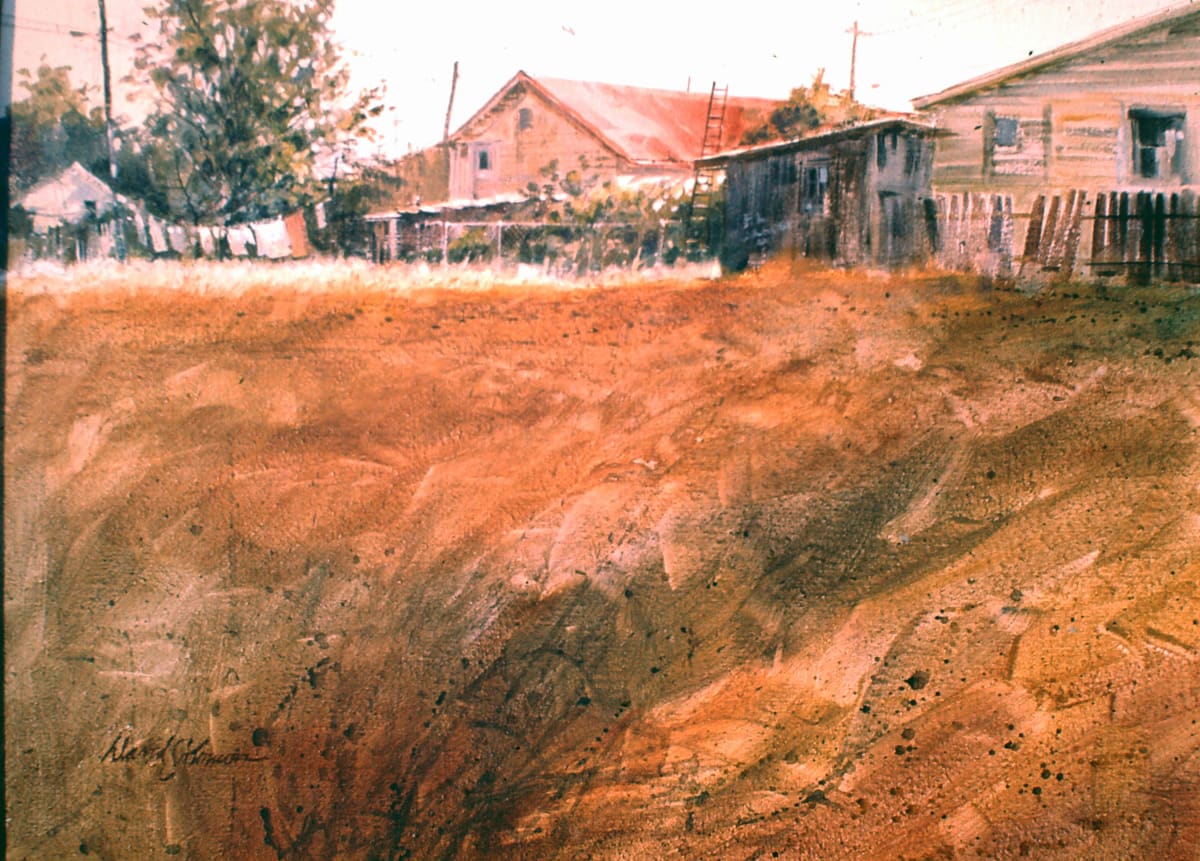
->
[741, 70, 879, 145]
[135, 0, 382, 228]
[9, 64, 108, 192]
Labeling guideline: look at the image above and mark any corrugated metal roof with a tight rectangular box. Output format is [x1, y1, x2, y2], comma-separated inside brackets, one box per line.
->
[451, 72, 781, 167]
[912, 3, 1200, 108]
[696, 117, 936, 167]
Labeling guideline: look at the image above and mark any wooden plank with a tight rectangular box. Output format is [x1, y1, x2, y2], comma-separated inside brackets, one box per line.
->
[1091, 190, 1108, 272]
[1000, 195, 1015, 276]
[1046, 190, 1073, 271]
[1062, 190, 1086, 277]
[1166, 193, 1182, 283]
[1119, 192, 1133, 276]
[1183, 190, 1200, 284]
[946, 193, 961, 269]
[1038, 194, 1061, 266]
[1153, 193, 1168, 280]
[1023, 194, 1046, 262]
[1133, 191, 1153, 285]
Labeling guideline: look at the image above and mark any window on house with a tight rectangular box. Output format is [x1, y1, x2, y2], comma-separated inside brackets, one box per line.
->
[477, 148, 491, 171]
[801, 164, 829, 215]
[518, 108, 533, 130]
[994, 117, 1019, 147]
[1130, 108, 1185, 179]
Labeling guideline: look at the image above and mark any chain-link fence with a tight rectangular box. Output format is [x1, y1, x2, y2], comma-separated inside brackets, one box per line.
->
[369, 219, 698, 271]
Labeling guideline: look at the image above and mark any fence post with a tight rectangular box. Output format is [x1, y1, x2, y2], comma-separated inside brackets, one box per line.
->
[441, 221, 449, 266]
[496, 222, 503, 263]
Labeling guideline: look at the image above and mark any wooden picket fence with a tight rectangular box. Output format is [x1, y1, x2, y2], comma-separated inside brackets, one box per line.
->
[1088, 190, 1200, 284]
[931, 188, 1200, 284]
[930, 192, 1016, 277]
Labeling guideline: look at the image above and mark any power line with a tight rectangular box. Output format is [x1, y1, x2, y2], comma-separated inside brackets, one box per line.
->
[1, 14, 141, 44]
[869, 0, 1009, 37]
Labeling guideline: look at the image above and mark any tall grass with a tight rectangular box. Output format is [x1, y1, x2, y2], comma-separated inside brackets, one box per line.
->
[9, 257, 723, 298]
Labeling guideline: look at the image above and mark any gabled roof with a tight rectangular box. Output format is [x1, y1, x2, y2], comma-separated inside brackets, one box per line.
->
[20, 162, 119, 223]
[913, 3, 1200, 108]
[696, 117, 936, 167]
[450, 71, 781, 167]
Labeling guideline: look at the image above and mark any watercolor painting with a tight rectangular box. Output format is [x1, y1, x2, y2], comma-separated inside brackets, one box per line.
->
[4, 1, 1200, 858]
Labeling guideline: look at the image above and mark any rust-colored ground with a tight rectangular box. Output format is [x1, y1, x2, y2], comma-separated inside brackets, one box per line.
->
[6, 262, 1200, 860]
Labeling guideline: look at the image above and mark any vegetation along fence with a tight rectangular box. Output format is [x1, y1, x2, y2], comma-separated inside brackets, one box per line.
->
[368, 219, 695, 272]
[932, 189, 1200, 284]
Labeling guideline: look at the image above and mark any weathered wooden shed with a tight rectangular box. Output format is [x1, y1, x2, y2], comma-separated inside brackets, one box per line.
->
[913, 5, 1200, 281]
[699, 118, 937, 271]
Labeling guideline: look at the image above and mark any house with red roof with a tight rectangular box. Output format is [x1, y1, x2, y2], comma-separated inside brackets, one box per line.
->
[443, 71, 779, 202]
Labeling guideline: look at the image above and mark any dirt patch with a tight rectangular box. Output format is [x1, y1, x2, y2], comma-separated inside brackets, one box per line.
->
[6, 261, 1200, 859]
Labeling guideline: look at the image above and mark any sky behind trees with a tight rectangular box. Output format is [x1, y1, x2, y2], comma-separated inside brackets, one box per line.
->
[7, 0, 1187, 156]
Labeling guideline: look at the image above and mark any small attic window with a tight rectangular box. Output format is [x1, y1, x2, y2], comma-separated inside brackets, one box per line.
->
[518, 108, 533, 130]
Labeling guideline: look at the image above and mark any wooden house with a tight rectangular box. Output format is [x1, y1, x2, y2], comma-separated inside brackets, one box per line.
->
[444, 71, 779, 202]
[913, 5, 1200, 281]
[699, 118, 937, 271]
[18, 162, 126, 261]
[914, 5, 1200, 199]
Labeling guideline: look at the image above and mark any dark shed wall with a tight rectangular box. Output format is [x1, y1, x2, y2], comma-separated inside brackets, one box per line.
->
[718, 126, 935, 270]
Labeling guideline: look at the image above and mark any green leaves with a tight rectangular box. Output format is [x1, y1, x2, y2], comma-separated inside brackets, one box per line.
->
[136, 0, 381, 230]
[9, 65, 108, 192]
[740, 69, 880, 145]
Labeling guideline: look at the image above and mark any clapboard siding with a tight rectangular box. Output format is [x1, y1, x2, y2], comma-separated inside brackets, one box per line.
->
[450, 84, 627, 200]
[920, 13, 1200, 206]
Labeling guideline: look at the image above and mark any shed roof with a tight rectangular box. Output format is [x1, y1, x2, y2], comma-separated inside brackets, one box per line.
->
[912, 4, 1200, 108]
[451, 71, 781, 167]
[695, 117, 936, 167]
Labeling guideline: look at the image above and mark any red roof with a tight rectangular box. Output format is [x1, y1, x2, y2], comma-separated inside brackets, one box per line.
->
[451, 71, 782, 167]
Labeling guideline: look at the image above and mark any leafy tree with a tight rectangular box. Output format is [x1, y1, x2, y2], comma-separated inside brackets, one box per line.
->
[9, 64, 108, 192]
[741, 70, 879, 145]
[134, 0, 382, 232]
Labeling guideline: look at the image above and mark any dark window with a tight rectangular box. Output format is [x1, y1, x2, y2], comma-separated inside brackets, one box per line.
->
[994, 117, 1019, 147]
[877, 133, 888, 169]
[1130, 109, 1185, 179]
[801, 164, 828, 215]
[904, 136, 921, 176]
[518, 108, 533, 130]
[478, 148, 491, 171]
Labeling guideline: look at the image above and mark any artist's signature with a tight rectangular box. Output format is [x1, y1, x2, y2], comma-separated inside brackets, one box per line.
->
[99, 733, 266, 781]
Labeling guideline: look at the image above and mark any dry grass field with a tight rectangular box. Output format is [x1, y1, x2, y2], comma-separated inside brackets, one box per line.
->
[6, 259, 1200, 859]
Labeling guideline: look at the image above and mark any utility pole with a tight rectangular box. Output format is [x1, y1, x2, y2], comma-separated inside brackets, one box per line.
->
[442, 60, 459, 191]
[98, 0, 125, 260]
[2, 0, 16, 286]
[846, 20, 872, 101]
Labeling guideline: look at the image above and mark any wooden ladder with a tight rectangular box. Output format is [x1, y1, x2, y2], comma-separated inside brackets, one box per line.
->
[686, 83, 729, 255]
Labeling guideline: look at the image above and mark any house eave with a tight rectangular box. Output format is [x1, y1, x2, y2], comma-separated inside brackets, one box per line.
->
[912, 3, 1200, 109]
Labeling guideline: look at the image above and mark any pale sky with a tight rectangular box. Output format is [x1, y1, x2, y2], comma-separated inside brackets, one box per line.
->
[7, 0, 1191, 158]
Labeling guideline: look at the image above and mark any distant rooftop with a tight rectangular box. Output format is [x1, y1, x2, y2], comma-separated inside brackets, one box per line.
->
[452, 71, 783, 167]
